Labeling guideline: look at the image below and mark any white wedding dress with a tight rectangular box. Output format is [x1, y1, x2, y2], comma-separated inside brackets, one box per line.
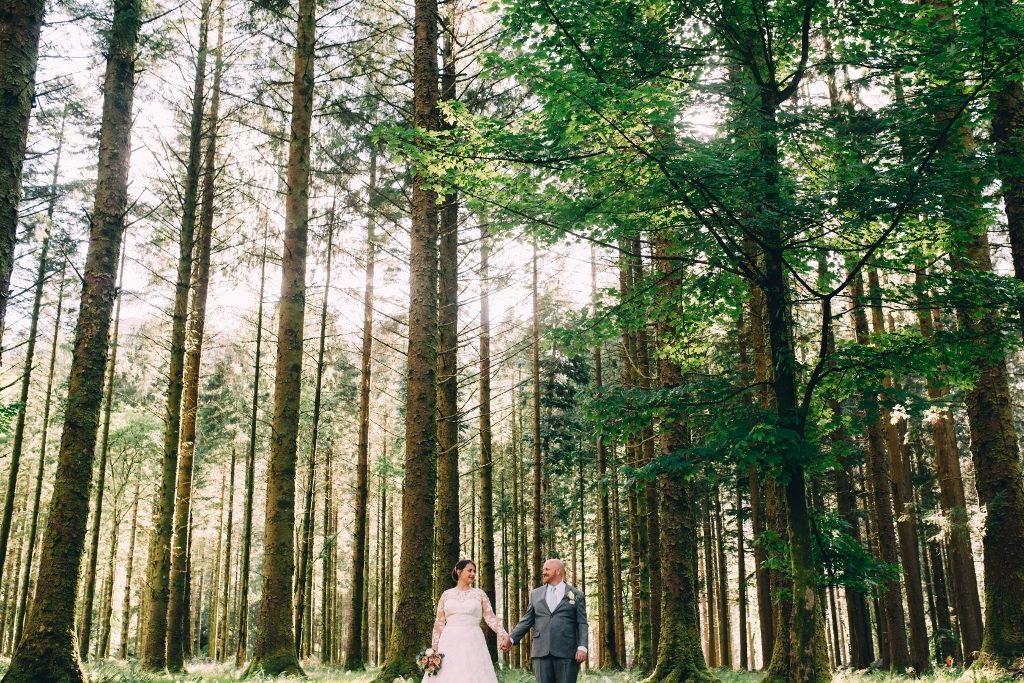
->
[426, 587, 507, 682]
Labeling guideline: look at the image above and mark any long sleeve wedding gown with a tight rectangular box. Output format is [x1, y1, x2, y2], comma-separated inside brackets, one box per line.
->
[427, 586, 508, 681]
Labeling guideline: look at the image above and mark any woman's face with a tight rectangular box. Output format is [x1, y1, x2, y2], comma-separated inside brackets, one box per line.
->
[458, 563, 477, 584]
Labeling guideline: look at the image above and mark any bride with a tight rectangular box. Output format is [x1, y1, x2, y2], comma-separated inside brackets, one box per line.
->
[428, 559, 508, 682]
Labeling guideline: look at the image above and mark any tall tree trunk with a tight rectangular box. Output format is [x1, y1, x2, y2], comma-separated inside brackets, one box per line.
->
[236, 216, 269, 668]
[865, 269, 930, 673]
[478, 218, 498, 663]
[0, 0, 140, 673]
[119, 484, 140, 659]
[644, 235, 713, 683]
[714, 489, 732, 668]
[531, 243, 543, 588]
[610, 444, 626, 660]
[0, 109, 65, 594]
[592, 254, 620, 670]
[210, 476, 225, 660]
[745, 293, 775, 666]
[0, 0, 48, 349]
[913, 267, 984, 659]
[296, 220, 333, 659]
[98, 488, 120, 658]
[245, 0, 315, 670]
[140, 0, 211, 665]
[374, 0, 440, 672]
[79, 247, 125, 660]
[219, 449, 235, 661]
[736, 478, 748, 671]
[949, 214, 1024, 666]
[703, 490, 718, 667]
[847, 267, 910, 669]
[433, 4, 461, 606]
[345, 153, 376, 669]
[166, 16, 222, 665]
[16, 258, 66, 648]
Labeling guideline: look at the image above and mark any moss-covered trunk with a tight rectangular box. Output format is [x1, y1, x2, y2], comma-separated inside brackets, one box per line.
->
[0, 0, 47, 352]
[244, 0, 315, 673]
[373, 0, 439, 673]
[140, 0, 210, 665]
[0, 0, 140, 675]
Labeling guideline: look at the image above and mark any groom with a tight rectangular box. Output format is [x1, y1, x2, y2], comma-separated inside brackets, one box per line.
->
[502, 558, 588, 683]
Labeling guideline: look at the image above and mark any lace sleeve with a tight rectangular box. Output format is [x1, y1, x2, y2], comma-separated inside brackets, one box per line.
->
[432, 591, 447, 649]
[480, 589, 507, 639]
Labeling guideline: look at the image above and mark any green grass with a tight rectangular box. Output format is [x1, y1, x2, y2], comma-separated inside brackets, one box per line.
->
[0, 658, 1017, 683]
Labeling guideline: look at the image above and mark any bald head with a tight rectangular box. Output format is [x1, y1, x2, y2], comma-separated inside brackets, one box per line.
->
[542, 558, 566, 585]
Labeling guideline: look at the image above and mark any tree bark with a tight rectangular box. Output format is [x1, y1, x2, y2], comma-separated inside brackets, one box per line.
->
[478, 218, 498, 663]
[16, 257, 66, 648]
[433, 5, 461, 606]
[78, 247, 125, 660]
[235, 215, 269, 668]
[913, 267, 984, 660]
[0, 108, 65, 597]
[0, 0, 140, 674]
[245, 0, 315, 671]
[531, 242, 543, 588]
[218, 449, 235, 660]
[644, 235, 714, 683]
[374, 0, 440, 672]
[345, 150, 377, 671]
[0, 0, 48, 349]
[118, 484, 140, 659]
[295, 219, 333, 659]
[166, 12, 222, 663]
[140, 0, 211, 665]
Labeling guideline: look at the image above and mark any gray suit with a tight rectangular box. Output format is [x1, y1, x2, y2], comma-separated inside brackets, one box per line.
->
[509, 584, 588, 683]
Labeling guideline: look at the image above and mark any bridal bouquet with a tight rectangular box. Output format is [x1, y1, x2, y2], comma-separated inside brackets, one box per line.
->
[416, 647, 444, 677]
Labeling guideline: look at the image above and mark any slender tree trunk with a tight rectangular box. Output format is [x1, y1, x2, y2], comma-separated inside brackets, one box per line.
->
[245, 0, 315, 670]
[236, 216, 269, 668]
[79, 247, 125, 660]
[531, 242, 543, 588]
[17, 261, 66, 647]
[0, 0, 140, 674]
[295, 220, 333, 659]
[374, 0, 440, 672]
[0, 112, 64, 595]
[219, 447, 235, 660]
[592, 255, 620, 670]
[98, 489, 120, 659]
[737, 478, 748, 671]
[166, 22, 222, 666]
[322, 447, 334, 663]
[119, 484, 140, 659]
[0, 0, 48, 348]
[140, 0, 211, 665]
[847, 268, 910, 670]
[913, 267, 984, 659]
[714, 489, 732, 668]
[210, 476, 225, 660]
[478, 218, 498, 663]
[745, 294, 775, 667]
[610, 445, 626, 660]
[865, 269, 930, 673]
[345, 155, 376, 670]
[433, 5, 461, 606]
[703, 490, 718, 667]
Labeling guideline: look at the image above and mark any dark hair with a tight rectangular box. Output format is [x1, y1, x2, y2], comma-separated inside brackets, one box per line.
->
[452, 559, 476, 584]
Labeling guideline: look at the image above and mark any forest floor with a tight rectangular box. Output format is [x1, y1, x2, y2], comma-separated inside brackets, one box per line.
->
[0, 659, 1017, 683]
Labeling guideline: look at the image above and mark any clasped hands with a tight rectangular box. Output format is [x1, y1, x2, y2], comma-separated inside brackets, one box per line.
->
[499, 636, 586, 663]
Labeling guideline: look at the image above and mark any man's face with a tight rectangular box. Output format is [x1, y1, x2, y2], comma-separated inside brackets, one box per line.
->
[542, 560, 561, 585]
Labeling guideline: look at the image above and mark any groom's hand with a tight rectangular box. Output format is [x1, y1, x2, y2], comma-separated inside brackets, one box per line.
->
[575, 649, 586, 664]
[500, 635, 512, 651]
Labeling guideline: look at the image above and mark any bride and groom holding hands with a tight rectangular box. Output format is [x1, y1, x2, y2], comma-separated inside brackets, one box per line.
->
[427, 557, 588, 682]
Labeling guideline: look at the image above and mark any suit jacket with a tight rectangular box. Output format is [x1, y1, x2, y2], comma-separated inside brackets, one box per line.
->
[509, 584, 588, 659]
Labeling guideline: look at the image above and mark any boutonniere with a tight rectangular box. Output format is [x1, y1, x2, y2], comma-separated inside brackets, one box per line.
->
[567, 591, 577, 605]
